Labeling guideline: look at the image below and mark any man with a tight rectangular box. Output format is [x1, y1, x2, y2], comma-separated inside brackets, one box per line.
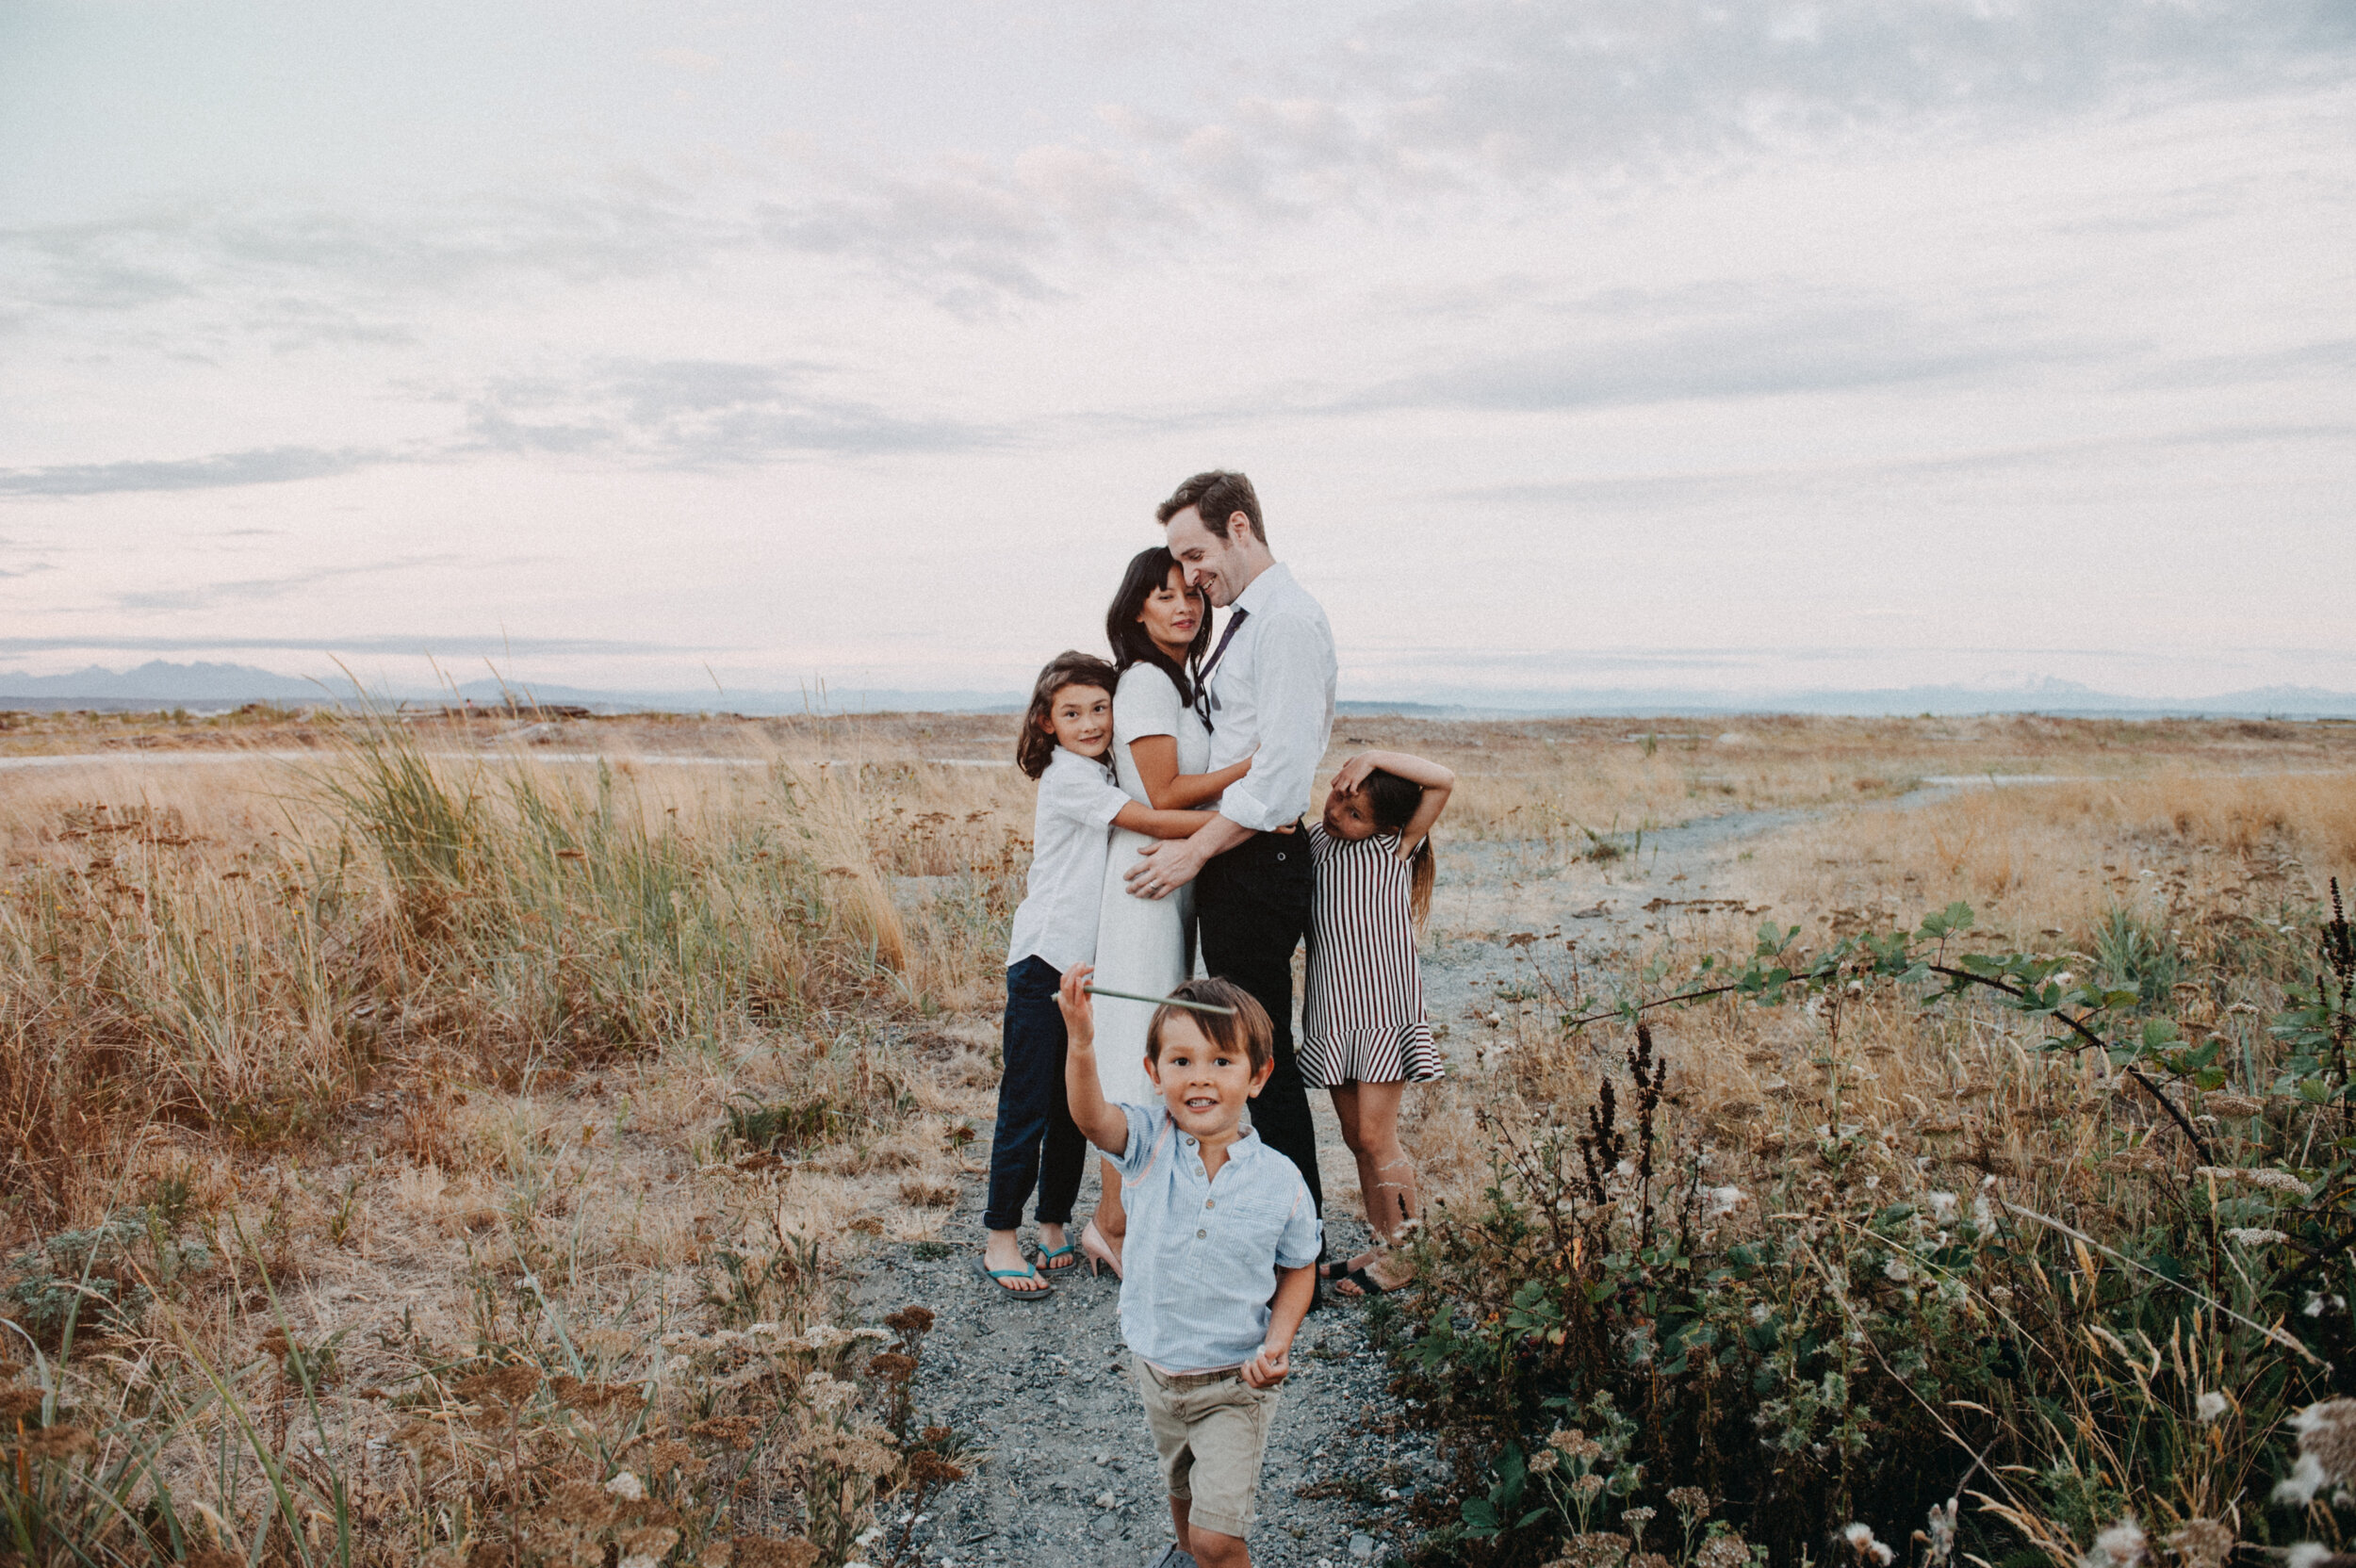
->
[1125, 470, 1336, 1230]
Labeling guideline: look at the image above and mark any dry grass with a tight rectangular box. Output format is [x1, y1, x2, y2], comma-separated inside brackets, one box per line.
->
[0, 724, 1014, 1563]
[4, 708, 2352, 1564]
[1383, 760, 2356, 1567]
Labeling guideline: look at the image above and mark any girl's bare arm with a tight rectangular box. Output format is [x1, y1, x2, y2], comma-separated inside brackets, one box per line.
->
[1057, 965, 1130, 1154]
[1127, 734, 1252, 809]
[1333, 748, 1456, 857]
[1112, 800, 1221, 840]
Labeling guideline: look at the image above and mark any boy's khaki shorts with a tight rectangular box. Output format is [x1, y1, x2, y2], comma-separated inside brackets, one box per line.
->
[1129, 1357, 1282, 1539]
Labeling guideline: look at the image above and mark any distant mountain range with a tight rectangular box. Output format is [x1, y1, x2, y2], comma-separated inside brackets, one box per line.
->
[0, 661, 328, 705]
[5, 662, 2354, 720]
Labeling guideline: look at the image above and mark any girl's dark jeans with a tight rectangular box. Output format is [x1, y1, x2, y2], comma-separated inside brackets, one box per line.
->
[983, 956, 1087, 1233]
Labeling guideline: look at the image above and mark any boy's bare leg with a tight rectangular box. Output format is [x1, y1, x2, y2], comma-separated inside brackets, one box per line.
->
[1171, 1496, 1249, 1568]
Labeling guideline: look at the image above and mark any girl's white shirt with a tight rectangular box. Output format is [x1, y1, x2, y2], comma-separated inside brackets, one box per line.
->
[1005, 745, 1134, 972]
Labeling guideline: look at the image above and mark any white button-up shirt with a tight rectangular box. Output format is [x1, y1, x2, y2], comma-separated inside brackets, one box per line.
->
[1005, 746, 1133, 972]
[1204, 563, 1337, 833]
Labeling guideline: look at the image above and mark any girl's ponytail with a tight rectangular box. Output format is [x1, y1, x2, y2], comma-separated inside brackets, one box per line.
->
[1406, 836, 1434, 930]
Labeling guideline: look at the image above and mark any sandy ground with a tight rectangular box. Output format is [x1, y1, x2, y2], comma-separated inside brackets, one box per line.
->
[860, 798, 1811, 1568]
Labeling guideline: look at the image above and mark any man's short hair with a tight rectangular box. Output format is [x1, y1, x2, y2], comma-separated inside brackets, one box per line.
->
[1146, 978, 1272, 1076]
[1157, 470, 1264, 545]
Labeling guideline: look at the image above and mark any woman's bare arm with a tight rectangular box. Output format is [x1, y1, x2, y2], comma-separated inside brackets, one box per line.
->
[1112, 799, 1220, 839]
[1128, 734, 1252, 810]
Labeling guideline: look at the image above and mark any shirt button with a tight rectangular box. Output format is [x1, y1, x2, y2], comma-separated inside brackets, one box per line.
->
[1205, 1200, 1216, 1209]
[1197, 1229, 1207, 1239]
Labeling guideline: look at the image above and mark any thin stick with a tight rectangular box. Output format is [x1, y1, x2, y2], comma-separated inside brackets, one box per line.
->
[1082, 984, 1237, 1017]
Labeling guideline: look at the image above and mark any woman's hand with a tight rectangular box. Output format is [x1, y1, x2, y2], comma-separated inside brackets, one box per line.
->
[1057, 964, 1098, 1054]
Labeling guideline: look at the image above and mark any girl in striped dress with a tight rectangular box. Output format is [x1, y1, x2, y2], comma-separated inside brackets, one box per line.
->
[1301, 748, 1454, 1297]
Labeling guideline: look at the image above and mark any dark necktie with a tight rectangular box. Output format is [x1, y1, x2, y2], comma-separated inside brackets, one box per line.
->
[1199, 607, 1249, 714]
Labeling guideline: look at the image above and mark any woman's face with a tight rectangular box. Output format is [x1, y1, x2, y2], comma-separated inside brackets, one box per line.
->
[1136, 566, 1205, 657]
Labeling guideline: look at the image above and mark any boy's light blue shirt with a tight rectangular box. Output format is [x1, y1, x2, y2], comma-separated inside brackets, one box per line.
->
[1099, 1101, 1322, 1373]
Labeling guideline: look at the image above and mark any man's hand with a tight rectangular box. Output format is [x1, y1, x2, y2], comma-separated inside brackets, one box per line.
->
[1056, 964, 1098, 1053]
[1243, 1340, 1292, 1389]
[1123, 837, 1209, 901]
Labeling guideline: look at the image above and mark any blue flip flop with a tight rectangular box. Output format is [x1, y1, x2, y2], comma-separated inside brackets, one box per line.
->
[1035, 1239, 1082, 1272]
[975, 1255, 1053, 1299]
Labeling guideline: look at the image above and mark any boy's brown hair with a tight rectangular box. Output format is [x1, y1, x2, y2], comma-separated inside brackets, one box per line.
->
[1014, 649, 1120, 779]
[1146, 978, 1273, 1076]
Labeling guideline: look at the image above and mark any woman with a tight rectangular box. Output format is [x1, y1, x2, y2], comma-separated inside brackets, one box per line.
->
[1065, 547, 1252, 1278]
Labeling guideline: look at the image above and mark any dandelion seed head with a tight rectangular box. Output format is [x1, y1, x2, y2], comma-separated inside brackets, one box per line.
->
[2078, 1515, 2145, 1568]
[2167, 1520, 2234, 1568]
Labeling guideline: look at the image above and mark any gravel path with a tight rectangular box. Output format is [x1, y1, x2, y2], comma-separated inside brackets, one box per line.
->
[852, 1184, 1438, 1568]
[849, 806, 1806, 1567]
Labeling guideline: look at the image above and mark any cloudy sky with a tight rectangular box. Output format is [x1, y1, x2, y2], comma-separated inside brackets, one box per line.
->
[4, 0, 2352, 704]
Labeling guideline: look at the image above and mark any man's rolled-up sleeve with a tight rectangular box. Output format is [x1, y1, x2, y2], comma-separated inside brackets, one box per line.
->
[1215, 613, 1335, 832]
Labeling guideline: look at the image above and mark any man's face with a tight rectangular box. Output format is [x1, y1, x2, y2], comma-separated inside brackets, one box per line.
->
[1163, 505, 1248, 609]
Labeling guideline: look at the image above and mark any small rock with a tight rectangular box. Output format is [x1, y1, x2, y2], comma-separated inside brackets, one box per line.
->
[1350, 1534, 1376, 1560]
[1096, 1490, 1117, 1508]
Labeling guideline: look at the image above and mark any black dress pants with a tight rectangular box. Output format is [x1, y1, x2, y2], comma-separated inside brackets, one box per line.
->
[1196, 825, 1323, 1219]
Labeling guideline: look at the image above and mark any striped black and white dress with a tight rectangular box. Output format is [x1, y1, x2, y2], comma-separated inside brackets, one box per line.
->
[1301, 824, 1443, 1087]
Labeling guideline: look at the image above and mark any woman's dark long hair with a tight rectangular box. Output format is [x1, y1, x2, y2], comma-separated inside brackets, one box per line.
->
[1104, 547, 1212, 707]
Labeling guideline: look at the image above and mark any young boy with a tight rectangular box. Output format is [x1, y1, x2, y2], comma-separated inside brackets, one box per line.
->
[1058, 964, 1320, 1568]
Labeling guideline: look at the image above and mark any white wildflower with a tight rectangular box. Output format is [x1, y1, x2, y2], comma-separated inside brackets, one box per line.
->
[1883, 1258, 1912, 1283]
[2079, 1515, 2145, 1568]
[1703, 1185, 1748, 1217]
[2197, 1165, 2313, 1197]
[2223, 1228, 2288, 1247]
[1844, 1522, 1894, 1566]
[2197, 1391, 2229, 1423]
[2278, 1400, 2356, 1505]
[604, 1471, 646, 1501]
[1925, 1191, 1959, 1222]
[1925, 1500, 1958, 1568]
[2286, 1546, 2333, 1568]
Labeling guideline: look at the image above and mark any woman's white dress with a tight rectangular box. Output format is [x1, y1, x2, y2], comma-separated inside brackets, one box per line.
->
[1091, 662, 1210, 1109]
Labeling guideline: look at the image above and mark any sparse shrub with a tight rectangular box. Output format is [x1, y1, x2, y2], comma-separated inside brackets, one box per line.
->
[1392, 888, 2356, 1568]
